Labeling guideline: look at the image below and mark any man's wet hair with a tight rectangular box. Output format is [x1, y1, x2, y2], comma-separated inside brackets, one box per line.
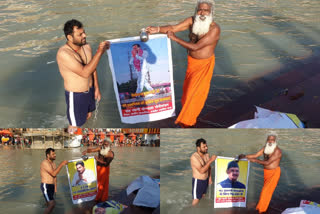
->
[132, 44, 141, 47]
[227, 161, 239, 170]
[45, 148, 55, 157]
[63, 19, 83, 39]
[195, 138, 206, 147]
[76, 161, 84, 167]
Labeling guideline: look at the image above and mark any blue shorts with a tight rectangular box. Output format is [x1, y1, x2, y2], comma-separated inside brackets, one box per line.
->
[65, 87, 96, 127]
[192, 177, 209, 200]
[40, 183, 55, 202]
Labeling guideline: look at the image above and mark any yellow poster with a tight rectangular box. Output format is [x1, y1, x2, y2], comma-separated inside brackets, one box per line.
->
[214, 156, 249, 208]
[66, 156, 97, 204]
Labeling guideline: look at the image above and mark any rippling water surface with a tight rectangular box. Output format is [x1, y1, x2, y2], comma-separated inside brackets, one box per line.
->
[160, 129, 320, 214]
[0, 0, 319, 127]
[0, 146, 160, 213]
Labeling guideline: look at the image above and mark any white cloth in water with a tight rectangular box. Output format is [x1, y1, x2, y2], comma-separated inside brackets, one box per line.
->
[281, 206, 320, 214]
[126, 176, 160, 208]
[229, 106, 304, 129]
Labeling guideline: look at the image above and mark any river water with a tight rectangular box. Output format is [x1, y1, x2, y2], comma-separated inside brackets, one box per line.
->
[0, 146, 160, 214]
[160, 129, 320, 214]
[0, 0, 319, 127]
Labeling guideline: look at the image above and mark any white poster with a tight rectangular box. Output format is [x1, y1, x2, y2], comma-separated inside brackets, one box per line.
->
[107, 34, 175, 123]
[214, 156, 250, 208]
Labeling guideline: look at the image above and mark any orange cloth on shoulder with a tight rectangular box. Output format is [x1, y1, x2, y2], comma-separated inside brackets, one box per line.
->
[175, 54, 215, 126]
[256, 167, 281, 213]
[95, 165, 110, 202]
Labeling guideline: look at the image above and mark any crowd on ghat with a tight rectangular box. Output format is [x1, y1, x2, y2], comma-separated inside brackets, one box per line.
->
[0, 129, 160, 147]
[79, 129, 160, 147]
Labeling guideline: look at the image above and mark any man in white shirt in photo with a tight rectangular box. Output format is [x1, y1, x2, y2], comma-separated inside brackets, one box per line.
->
[71, 161, 96, 186]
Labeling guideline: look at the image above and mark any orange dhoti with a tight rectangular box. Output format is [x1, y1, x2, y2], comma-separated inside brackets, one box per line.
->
[175, 54, 215, 127]
[256, 167, 281, 213]
[95, 165, 110, 202]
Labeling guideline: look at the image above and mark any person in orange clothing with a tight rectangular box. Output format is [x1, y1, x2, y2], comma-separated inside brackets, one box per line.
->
[99, 131, 106, 144]
[239, 132, 282, 213]
[147, 0, 220, 127]
[88, 129, 95, 145]
[82, 139, 114, 202]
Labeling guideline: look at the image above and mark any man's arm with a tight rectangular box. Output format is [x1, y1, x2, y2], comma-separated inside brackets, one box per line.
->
[41, 160, 68, 178]
[249, 149, 282, 166]
[245, 147, 264, 159]
[208, 166, 212, 184]
[191, 155, 216, 174]
[93, 70, 101, 101]
[54, 162, 57, 192]
[85, 45, 102, 102]
[83, 147, 101, 155]
[57, 41, 109, 78]
[54, 177, 57, 192]
[146, 17, 193, 34]
[167, 24, 220, 51]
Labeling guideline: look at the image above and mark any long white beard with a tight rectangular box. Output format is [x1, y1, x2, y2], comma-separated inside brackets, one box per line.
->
[264, 142, 277, 155]
[100, 146, 110, 156]
[192, 14, 212, 36]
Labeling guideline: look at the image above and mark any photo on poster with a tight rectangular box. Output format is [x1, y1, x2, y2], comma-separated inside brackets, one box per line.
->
[214, 156, 250, 208]
[107, 34, 175, 123]
[66, 156, 98, 204]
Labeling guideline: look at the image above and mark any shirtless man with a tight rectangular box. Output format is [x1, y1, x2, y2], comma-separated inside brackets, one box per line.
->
[147, 0, 220, 127]
[57, 19, 110, 132]
[190, 138, 216, 205]
[40, 148, 68, 214]
[239, 133, 282, 213]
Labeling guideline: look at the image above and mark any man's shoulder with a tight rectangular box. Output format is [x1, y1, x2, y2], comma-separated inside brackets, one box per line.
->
[41, 159, 47, 164]
[191, 152, 197, 158]
[190, 152, 198, 162]
[275, 147, 282, 156]
[276, 146, 282, 152]
[57, 45, 72, 60]
[220, 178, 229, 183]
[209, 22, 221, 33]
[40, 159, 49, 168]
[187, 16, 194, 22]
[218, 178, 229, 186]
[236, 181, 246, 188]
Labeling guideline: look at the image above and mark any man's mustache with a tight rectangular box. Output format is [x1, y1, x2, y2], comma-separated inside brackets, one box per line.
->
[200, 15, 207, 20]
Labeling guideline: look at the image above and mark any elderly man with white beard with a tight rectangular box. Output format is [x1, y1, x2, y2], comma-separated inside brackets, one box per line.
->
[239, 133, 282, 214]
[146, 0, 220, 127]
